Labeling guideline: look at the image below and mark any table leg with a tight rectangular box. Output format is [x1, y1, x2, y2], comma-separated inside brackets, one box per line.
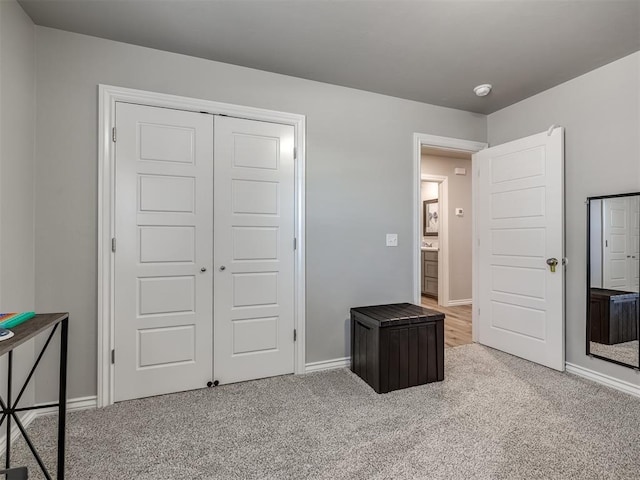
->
[57, 318, 68, 480]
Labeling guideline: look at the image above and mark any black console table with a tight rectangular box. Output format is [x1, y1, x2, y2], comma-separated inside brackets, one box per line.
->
[0, 313, 69, 480]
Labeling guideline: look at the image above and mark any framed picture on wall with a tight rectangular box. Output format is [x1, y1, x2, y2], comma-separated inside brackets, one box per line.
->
[423, 199, 439, 236]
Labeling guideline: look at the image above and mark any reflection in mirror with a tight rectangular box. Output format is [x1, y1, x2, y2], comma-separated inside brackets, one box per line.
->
[588, 194, 640, 369]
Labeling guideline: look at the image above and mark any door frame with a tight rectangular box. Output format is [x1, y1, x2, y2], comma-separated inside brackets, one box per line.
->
[412, 133, 487, 337]
[97, 84, 307, 407]
[420, 174, 448, 304]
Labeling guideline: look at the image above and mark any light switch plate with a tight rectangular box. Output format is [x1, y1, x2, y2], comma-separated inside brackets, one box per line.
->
[455, 208, 464, 216]
[386, 233, 398, 247]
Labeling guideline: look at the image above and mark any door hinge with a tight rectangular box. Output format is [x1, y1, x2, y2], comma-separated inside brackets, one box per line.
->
[477, 238, 480, 247]
[294, 238, 297, 250]
[478, 308, 480, 316]
[111, 237, 116, 253]
[112, 127, 116, 143]
[111, 349, 115, 364]
[294, 329, 297, 342]
[293, 147, 297, 160]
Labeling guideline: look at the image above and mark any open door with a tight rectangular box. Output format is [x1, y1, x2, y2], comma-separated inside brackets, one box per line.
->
[474, 128, 564, 371]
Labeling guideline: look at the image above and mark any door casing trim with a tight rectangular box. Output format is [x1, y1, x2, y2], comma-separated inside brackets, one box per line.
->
[420, 173, 448, 304]
[412, 133, 487, 340]
[98, 84, 307, 407]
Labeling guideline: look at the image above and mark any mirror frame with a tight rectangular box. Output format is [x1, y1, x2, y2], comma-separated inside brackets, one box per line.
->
[423, 199, 438, 237]
[586, 192, 640, 370]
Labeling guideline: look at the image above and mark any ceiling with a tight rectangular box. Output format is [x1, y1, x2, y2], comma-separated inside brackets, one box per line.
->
[18, 0, 640, 114]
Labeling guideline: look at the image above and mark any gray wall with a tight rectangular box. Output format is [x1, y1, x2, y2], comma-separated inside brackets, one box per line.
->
[0, 0, 36, 416]
[488, 52, 640, 383]
[421, 155, 473, 301]
[33, 27, 486, 401]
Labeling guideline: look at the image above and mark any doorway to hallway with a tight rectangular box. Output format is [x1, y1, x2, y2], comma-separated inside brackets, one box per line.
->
[420, 296, 472, 347]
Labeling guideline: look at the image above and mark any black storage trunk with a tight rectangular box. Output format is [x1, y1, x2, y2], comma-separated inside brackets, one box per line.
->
[590, 288, 639, 345]
[350, 303, 445, 394]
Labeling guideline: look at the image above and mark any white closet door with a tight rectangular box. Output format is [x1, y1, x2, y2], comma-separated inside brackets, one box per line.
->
[114, 103, 213, 402]
[630, 196, 639, 292]
[213, 116, 295, 385]
[603, 197, 630, 291]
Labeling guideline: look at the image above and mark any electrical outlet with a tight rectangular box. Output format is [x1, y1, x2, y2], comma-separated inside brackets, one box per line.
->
[386, 234, 398, 247]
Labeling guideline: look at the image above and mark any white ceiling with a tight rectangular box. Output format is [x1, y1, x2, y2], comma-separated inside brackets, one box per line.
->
[18, 0, 640, 114]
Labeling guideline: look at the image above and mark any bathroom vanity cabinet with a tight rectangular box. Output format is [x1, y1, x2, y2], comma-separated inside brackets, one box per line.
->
[421, 250, 438, 298]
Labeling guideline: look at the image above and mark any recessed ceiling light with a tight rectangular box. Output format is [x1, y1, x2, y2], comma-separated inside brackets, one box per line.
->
[473, 84, 492, 97]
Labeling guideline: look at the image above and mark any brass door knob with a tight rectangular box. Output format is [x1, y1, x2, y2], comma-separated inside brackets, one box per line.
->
[546, 258, 558, 272]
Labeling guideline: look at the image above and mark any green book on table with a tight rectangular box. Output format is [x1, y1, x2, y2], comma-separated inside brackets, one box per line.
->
[0, 311, 36, 329]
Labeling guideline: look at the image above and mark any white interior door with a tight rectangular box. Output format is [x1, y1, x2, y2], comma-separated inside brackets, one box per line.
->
[475, 128, 564, 371]
[213, 116, 295, 385]
[114, 103, 213, 401]
[603, 197, 631, 290]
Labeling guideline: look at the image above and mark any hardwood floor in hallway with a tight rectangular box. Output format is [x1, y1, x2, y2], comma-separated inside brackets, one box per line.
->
[421, 296, 473, 348]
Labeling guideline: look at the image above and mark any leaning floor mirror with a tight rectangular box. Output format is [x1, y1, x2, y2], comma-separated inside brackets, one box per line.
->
[587, 193, 640, 369]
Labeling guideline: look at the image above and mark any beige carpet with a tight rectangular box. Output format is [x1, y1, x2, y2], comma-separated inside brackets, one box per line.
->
[590, 340, 639, 367]
[10, 344, 640, 479]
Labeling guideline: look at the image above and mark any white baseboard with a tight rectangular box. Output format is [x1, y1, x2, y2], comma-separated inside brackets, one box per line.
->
[0, 395, 97, 455]
[32, 395, 98, 416]
[446, 298, 472, 307]
[565, 362, 640, 398]
[305, 356, 351, 373]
